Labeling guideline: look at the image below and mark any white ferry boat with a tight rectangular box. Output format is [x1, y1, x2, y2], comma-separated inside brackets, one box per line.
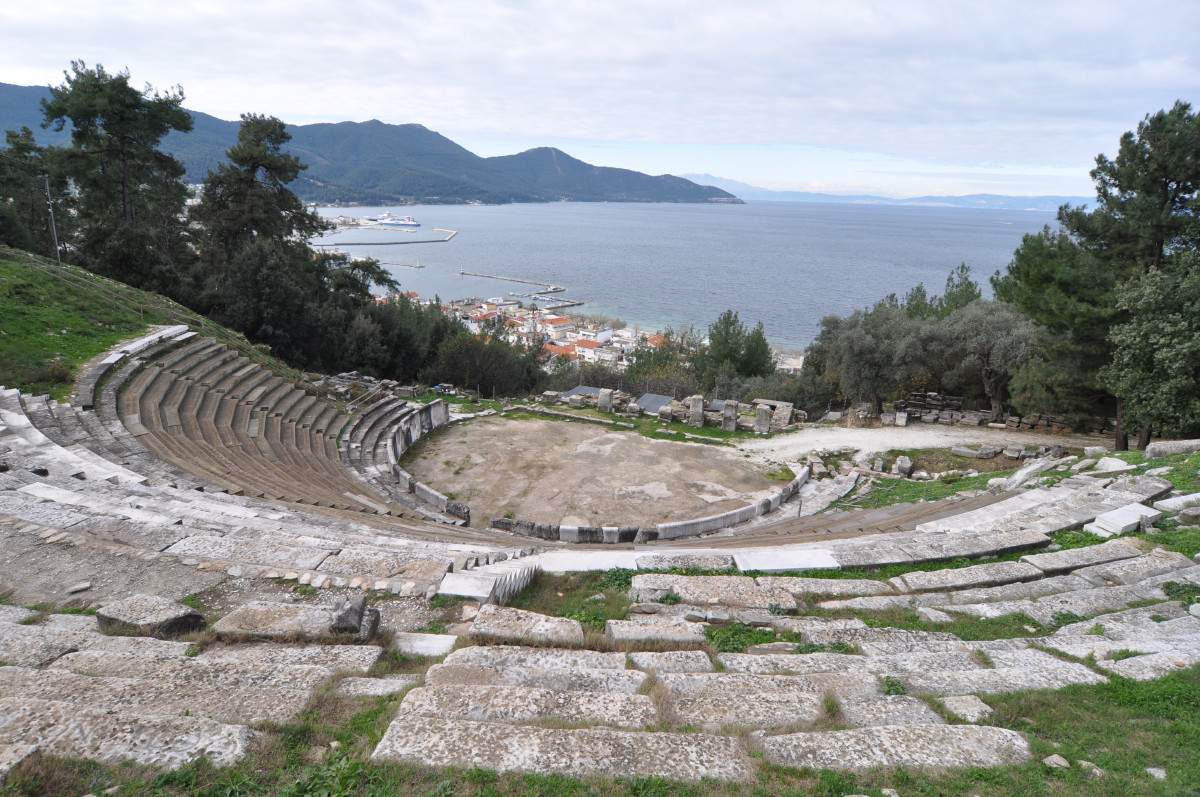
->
[366, 212, 421, 228]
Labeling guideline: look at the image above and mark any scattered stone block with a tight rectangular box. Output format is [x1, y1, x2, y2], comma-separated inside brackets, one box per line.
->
[892, 455, 914, 476]
[370, 715, 752, 782]
[1093, 457, 1137, 475]
[1153, 492, 1200, 514]
[1083, 445, 1108, 459]
[754, 404, 772, 434]
[1089, 503, 1162, 536]
[468, 605, 584, 646]
[96, 594, 203, 639]
[762, 725, 1030, 771]
[392, 632, 458, 657]
[628, 650, 713, 673]
[941, 694, 993, 723]
[330, 595, 365, 633]
[1144, 439, 1200, 459]
[1043, 753, 1070, 768]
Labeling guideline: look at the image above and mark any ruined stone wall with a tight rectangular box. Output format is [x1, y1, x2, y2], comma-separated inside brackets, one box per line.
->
[492, 467, 810, 544]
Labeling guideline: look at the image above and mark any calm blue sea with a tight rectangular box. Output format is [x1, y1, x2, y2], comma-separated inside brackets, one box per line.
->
[316, 201, 1053, 350]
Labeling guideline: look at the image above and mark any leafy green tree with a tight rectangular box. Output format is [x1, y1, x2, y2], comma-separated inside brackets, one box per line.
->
[937, 263, 982, 316]
[1102, 255, 1200, 437]
[0, 128, 70, 254]
[995, 101, 1200, 446]
[740, 322, 775, 378]
[41, 61, 193, 289]
[427, 333, 540, 397]
[702, 310, 747, 384]
[944, 301, 1036, 419]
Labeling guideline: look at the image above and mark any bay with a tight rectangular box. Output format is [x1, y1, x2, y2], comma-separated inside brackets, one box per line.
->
[316, 201, 1053, 350]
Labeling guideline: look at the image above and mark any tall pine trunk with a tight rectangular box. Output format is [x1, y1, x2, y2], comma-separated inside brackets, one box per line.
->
[1137, 425, 1152, 450]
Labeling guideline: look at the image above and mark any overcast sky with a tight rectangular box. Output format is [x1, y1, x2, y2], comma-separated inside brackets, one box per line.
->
[3, 1, 1197, 196]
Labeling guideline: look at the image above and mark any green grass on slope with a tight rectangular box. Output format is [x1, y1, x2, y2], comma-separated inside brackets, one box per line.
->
[0, 247, 302, 400]
[0, 254, 167, 399]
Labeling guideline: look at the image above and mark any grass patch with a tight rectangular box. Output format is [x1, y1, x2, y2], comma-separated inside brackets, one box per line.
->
[764, 465, 797, 482]
[506, 571, 630, 633]
[0, 254, 167, 399]
[881, 676, 907, 695]
[1161, 581, 1200, 606]
[703, 623, 777, 653]
[834, 469, 1010, 510]
[1141, 525, 1200, 559]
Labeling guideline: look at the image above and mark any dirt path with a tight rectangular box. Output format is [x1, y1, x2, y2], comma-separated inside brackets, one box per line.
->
[735, 423, 1104, 465]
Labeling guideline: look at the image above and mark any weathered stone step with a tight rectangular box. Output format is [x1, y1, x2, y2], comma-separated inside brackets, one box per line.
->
[717, 650, 983, 675]
[889, 561, 1043, 594]
[754, 576, 894, 597]
[48, 650, 335, 690]
[398, 684, 657, 728]
[371, 715, 753, 782]
[901, 661, 1106, 695]
[468, 605, 585, 646]
[660, 671, 880, 699]
[0, 665, 313, 726]
[425, 662, 648, 694]
[0, 696, 250, 769]
[630, 574, 796, 609]
[838, 695, 945, 727]
[195, 643, 381, 673]
[762, 725, 1030, 771]
[628, 650, 714, 673]
[443, 645, 626, 671]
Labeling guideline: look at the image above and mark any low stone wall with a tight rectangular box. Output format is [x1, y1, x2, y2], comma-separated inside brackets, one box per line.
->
[504, 405, 637, 429]
[384, 399, 469, 522]
[492, 467, 809, 544]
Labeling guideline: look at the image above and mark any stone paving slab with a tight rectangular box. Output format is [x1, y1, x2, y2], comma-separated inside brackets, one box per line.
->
[605, 618, 707, 645]
[941, 694, 993, 723]
[1019, 541, 1143, 574]
[212, 602, 339, 639]
[0, 697, 250, 769]
[838, 695, 945, 727]
[195, 643, 381, 673]
[902, 663, 1107, 695]
[371, 715, 753, 782]
[891, 562, 1042, 594]
[96, 593, 203, 638]
[468, 605, 584, 646]
[444, 645, 627, 671]
[0, 742, 37, 783]
[1074, 549, 1194, 587]
[392, 632, 458, 657]
[762, 725, 1030, 771]
[162, 535, 331, 571]
[1054, 602, 1191, 638]
[628, 650, 714, 673]
[630, 574, 796, 609]
[337, 674, 421, 697]
[426, 663, 648, 694]
[399, 684, 658, 728]
[673, 690, 824, 729]
[755, 577, 893, 597]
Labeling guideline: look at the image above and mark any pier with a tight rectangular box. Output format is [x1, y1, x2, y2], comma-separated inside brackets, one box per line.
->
[459, 270, 585, 310]
[314, 227, 458, 246]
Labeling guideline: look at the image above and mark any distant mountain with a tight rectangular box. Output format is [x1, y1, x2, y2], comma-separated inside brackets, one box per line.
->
[0, 82, 738, 205]
[684, 173, 1090, 212]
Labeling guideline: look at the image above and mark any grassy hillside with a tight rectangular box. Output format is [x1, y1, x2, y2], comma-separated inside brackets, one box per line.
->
[0, 247, 299, 400]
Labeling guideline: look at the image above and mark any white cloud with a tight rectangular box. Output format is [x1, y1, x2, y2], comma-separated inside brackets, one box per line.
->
[1, 0, 1197, 194]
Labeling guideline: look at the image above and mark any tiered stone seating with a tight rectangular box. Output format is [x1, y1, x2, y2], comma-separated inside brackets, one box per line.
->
[0, 607, 382, 770]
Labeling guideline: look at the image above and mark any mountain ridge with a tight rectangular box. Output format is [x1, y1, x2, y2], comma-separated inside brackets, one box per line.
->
[683, 173, 1091, 212]
[0, 82, 737, 205]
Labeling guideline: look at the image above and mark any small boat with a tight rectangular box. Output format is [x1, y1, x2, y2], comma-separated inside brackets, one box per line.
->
[366, 212, 421, 228]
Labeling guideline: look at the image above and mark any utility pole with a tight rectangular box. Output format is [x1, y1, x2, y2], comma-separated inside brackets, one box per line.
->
[43, 174, 62, 266]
